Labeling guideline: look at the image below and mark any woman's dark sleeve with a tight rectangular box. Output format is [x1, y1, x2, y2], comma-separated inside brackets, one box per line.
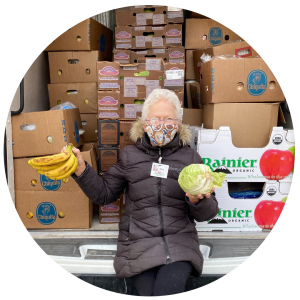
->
[71, 147, 128, 206]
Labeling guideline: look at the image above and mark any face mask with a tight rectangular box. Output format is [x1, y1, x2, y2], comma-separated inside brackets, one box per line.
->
[144, 123, 179, 147]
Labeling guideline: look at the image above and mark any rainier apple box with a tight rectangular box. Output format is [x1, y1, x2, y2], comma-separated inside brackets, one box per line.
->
[259, 149, 294, 180]
[254, 199, 285, 229]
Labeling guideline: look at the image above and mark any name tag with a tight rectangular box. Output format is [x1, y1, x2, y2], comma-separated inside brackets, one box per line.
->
[150, 163, 169, 179]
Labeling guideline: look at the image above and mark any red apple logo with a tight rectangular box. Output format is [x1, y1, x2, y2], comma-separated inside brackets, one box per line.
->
[259, 149, 294, 180]
[254, 197, 287, 229]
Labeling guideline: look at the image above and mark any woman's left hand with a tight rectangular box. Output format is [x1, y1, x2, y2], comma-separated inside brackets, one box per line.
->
[186, 187, 215, 204]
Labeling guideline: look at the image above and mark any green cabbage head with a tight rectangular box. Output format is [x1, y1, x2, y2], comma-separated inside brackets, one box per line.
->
[178, 164, 226, 195]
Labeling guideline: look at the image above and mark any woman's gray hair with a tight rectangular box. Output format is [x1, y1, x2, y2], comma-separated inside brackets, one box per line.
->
[141, 89, 182, 122]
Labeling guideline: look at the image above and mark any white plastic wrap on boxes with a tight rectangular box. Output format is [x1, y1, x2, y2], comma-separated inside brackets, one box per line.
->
[196, 180, 291, 232]
[197, 126, 294, 182]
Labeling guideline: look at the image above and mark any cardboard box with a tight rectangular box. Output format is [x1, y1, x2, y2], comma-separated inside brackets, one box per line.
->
[14, 143, 97, 229]
[99, 199, 121, 224]
[115, 47, 185, 65]
[116, 6, 168, 27]
[49, 51, 101, 84]
[98, 120, 120, 146]
[114, 49, 131, 64]
[12, 108, 83, 158]
[193, 41, 259, 82]
[120, 60, 164, 97]
[167, 7, 184, 23]
[200, 58, 285, 103]
[185, 19, 242, 50]
[197, 126, 295, 182]
[48, 83, 98, 114]
[97, 61, 120, 90]
[190, 82, 201, 109]
[174, 90, 184, 107]
[196, 181, 291, 232]
[186, 50, 196, 80]
[115, 27, 133, 49]
[182, 108, 202, 126]
[115, 24, 182, 50]
[45, 18, 113, 59]
[202, 103, 282, 148]
[14, 143, 97, 192]
[163, 62, 185, 90]
[185, 11, 210, 19]
[80, 114, 98, 142]
[185, 82, 193, 108]
[119, 93, 146, 120]
[98, 147, 119, 172]
[98, 91, 120, 119]
[120, 121, 135, 150]
[15, 191, 93, 229]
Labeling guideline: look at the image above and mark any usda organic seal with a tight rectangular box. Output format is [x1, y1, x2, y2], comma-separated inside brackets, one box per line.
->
[36, 202, 57, 225]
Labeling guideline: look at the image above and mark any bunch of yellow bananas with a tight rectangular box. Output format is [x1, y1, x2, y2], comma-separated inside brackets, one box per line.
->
[28, 144, 78, 181]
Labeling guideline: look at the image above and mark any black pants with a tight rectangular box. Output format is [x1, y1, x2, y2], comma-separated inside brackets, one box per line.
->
[131, 261, 193, 296]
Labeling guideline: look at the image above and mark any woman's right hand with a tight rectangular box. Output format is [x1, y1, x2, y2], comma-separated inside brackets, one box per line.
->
[61, 145, 86, 177]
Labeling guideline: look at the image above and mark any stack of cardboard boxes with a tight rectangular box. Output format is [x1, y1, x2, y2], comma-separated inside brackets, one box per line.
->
[46, 18, 113, 144]
[12, 109, 98, 229]
[183, 19, 293, 231]
[11, 18, 113, 229]
[95, 6, 186, 223]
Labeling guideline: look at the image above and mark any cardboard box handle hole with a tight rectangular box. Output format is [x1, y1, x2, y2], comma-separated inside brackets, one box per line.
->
[202, 35, 207, 41]
[31, 180, 38, 187]
[68, 59, 79, 64]
[77, 36, 81, 42]
[58, 212, 65, 218]
[237, 82, 244, 91]
[225, 35, 229, 40]
[58, 69, 63, 75]
[84, 99, 89, 105]
[120, 104, 124, 108]
[144, 8, 155, 12]
[20, 124, 36, 131]
[86, 69, 91, 75]
[269, 81, 276, 89]
[27, 212, 33, 219]
[143, 32, 154, 37]
[66, 90, 78, 95]
[57, 100, 61, 105]
[237, 49, 250, 56]
[82, 121, 87, 126]
[47, 136, 53, 144]
[206, 85, 209, 92]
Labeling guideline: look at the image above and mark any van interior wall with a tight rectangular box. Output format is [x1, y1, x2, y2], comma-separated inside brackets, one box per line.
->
[9, 11, 115, 115]
[10, 51, 50, 113]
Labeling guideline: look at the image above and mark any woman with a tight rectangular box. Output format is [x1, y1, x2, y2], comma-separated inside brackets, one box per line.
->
[67, 89, 219, 296]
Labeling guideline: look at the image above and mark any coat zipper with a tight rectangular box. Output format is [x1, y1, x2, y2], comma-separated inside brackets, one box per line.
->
[158, 148, 171, 262]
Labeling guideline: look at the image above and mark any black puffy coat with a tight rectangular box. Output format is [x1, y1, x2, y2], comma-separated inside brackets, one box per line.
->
[73, 119, 219, 278]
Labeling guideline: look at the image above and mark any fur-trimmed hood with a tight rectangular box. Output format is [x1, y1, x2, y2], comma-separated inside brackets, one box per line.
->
[129, 118, 192, 146]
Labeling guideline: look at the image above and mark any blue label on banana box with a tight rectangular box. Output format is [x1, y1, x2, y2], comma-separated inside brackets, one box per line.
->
[36, 202, 57, 225]
[247, 69, 267, 96]
[74, 120, 79, 144]
[209, 27, 223, 45]
[40, 175, 61, 191]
